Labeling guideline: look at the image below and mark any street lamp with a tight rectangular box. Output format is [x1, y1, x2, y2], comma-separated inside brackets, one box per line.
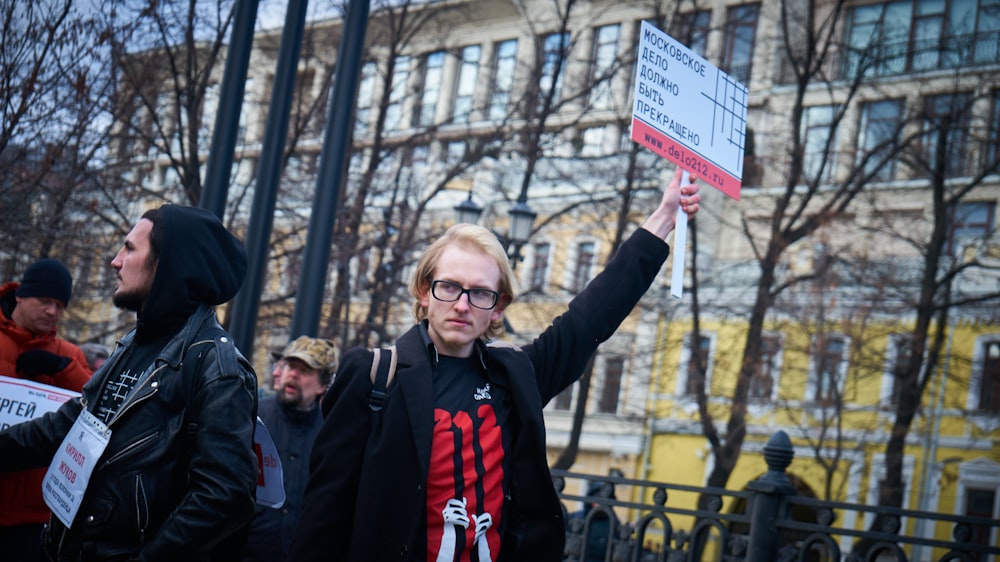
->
[454, 191, 537, 267]
[454, 192, 483, 225]
[506, 199, 537, 266]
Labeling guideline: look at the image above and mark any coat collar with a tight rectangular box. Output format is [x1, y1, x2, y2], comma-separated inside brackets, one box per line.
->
[416, 320, 489, 373]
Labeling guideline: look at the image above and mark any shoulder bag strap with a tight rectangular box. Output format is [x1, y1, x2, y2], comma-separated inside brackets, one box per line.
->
[368, 346, 397, 412]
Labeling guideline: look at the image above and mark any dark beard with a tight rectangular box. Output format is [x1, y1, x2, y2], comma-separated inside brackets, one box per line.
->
[277, 387, 303, 409]
[113, 289, 146, 312]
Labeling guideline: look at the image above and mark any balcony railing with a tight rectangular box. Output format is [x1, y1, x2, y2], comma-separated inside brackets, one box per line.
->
[555, 431, 1000, 562]
[775, 31, 1000, 85]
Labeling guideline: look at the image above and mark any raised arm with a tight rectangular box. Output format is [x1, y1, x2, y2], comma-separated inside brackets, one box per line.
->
[641, 167, 701, 239]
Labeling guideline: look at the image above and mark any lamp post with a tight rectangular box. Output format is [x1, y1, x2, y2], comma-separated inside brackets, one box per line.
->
[454, 192, 483, 225]
[453, 191, 536, 268]
[507, 199, 537, 266]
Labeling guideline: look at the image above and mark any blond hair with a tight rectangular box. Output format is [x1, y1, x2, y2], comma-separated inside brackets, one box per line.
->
[409, 223, 518, 340]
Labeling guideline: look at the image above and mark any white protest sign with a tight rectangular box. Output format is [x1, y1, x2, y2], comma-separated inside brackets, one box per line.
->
[631, 20, 748, 199]
[43, 409, 111, 528]
[254, 417, 285, 508]
[0, 375, 79, 430]
[630, 20, 748, 297]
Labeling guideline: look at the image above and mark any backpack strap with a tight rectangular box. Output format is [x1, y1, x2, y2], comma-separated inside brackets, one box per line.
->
[368, 346, 397, 412]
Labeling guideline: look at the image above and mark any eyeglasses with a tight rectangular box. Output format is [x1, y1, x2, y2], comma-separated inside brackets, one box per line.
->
[430, 280, 500, 310]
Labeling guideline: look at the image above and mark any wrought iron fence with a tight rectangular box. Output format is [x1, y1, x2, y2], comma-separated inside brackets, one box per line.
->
[554, 431, 1000, 562]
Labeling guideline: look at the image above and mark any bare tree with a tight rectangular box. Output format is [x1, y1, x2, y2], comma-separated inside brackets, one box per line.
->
[1, 1, 114, 267]
[107, 0, 238, 207]
[683, 0, 921, 494]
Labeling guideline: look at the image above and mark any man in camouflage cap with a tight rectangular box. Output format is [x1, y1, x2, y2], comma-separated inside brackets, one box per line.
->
[242, 336, 337, 562]
[271, 336, 338, 408]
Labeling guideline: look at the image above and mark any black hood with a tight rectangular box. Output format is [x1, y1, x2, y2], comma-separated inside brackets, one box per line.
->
[137, 205, 247, 338]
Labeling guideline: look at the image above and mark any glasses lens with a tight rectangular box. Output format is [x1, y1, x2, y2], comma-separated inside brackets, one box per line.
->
[432, 281, 461, 301]
[468, 289, 497, 309]
[431, 281, 498, 309]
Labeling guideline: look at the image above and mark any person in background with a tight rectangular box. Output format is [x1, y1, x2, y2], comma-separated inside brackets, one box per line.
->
[0, 205, 258, 561]
[0, 258, 93, 562]
[290, 169, 700, 561]
[78, 342, 110, 372]
[270, 352, 287, 393]
[567, 480, 621, 562]
[242, 336, 338, 562]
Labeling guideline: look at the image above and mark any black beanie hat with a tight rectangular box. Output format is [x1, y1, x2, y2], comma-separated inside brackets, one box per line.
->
[16, 258, 73, 305]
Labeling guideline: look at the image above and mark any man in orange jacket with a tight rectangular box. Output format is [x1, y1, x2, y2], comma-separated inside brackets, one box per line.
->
[0, 258, 92, 562]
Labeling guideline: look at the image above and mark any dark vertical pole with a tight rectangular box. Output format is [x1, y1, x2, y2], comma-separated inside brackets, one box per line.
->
[200, 0, 260, 218]
[229, 0, 309, 355]
[746, 430, 797, 562]
[289, 0, 370, 338]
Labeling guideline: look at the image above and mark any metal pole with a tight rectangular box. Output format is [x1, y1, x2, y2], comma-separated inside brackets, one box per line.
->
[229, 0, 310, 355]
[289, 0, 370, 338]
[200, 0, 261, 218]
[746, 431, 797, 562]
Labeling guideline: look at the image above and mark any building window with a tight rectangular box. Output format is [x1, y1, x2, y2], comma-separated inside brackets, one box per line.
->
[402, 144, 429, 189]
[858, 99, 904, 181]
[540, 32, 570, 110]
[912, 0, 949, 70]
[678, 10, 712, 57]
[589, 24, 620, 110]
[414, 51, 444, 127]
[749, 335, 780, 400]
[685, 335, 713, 396]
[452, 45, 481, 123]
[922, 92, 973, 178]
[352, 248, 372, 294]
[446, 141, 467, 168]
[845, 0, 1000, 79]
[598, 356, 624, 414]
[801, 105, 837, 183]
[571, 241, 595, 292]
[845, 2, 909, 77]
[489, 39, 518, 121]
[355, 61, 378, 135]
[284, 251, 302, 294]
[384, 55, 411, 131]
[883, 334, 913, 407]
[947, 202, 995, 254]
[812, 335, 848, 403]
[529, 242, 550, 292]
[965, 488, 997, 558]
[579, 126, 609, 157]
[722, 3, 759, 84]
[987, 90, 1000, 167]
[200, 83, 220, 147]
[976, 340, 1000, 412]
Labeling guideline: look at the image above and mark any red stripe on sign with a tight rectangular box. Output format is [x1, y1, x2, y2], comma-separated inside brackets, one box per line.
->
[631, 118, 741, 200]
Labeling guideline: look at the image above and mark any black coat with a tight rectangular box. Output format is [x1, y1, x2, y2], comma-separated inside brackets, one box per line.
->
[0, 306, 258, 562]
[290, 229, 670, 562]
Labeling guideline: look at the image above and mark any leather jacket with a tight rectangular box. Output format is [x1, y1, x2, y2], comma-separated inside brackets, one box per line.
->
[0, 305, 258, 562]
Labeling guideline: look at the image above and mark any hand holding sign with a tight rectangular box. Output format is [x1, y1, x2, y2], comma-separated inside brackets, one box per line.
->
[631, 20, 748, 297]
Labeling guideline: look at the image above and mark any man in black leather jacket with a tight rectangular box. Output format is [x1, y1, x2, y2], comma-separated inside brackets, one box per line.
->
[0, 205, 259, 562]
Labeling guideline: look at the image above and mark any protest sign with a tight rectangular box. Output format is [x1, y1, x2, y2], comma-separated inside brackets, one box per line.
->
[0, 375, 79, 430]
[44, 409, 110, 527]
[254, 417, 285, 508]
[631, 20, 748, 200]
[630, 20, 748, 297]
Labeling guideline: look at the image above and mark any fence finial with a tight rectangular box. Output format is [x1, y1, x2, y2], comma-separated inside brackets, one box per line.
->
[756, 430, 795, 490]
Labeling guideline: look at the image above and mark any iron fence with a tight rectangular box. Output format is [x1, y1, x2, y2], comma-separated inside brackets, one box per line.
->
[554, 431, 1000, 562]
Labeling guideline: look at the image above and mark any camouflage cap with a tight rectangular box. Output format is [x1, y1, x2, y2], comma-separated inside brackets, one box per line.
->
[279, 336, 339, 373]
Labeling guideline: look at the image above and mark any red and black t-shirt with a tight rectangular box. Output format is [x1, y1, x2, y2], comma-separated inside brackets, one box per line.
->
[425, 354, 511, 562]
